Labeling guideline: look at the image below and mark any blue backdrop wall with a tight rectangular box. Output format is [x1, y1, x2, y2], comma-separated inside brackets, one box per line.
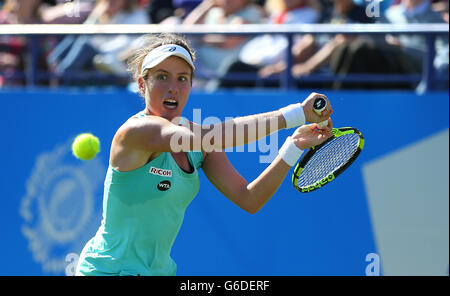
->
[0, 89, 448, 276]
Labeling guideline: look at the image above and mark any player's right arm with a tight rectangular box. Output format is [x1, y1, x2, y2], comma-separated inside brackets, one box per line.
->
[110, 93, 332, 171]
[110, 112, 286, 171]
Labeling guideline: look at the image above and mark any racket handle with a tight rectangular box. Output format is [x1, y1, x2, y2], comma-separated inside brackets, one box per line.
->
[313, 97, 329, 128]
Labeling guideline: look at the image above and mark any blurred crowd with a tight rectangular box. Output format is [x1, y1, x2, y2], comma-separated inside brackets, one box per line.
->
[0, 0, 448, 90]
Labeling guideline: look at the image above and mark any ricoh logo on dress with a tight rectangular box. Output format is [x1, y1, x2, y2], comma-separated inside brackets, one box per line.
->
[149, 167, 172, 177]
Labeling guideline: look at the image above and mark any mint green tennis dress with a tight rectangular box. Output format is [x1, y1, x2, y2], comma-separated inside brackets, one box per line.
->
[76, 147, 203, 276]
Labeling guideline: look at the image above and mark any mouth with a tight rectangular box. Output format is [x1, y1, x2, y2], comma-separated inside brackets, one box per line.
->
[162, 98, 178, 110]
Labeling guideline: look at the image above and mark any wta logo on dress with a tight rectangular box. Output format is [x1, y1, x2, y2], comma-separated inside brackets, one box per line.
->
[157, 180, 171, 191]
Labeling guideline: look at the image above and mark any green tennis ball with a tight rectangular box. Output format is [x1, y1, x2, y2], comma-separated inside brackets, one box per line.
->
[72, 133, 100, 160]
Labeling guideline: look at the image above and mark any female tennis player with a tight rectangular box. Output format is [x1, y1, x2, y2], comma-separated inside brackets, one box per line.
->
[76, 33, 333, 276]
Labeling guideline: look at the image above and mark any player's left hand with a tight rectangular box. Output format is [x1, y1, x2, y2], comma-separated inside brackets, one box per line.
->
[301, 93, 333, 124]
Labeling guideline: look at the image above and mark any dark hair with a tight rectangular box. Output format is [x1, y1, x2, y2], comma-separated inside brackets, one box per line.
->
[127, 33, 196, 82]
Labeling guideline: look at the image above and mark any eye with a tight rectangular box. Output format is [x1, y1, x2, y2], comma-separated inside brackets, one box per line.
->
[156, 74, 168, 81]
[178, 76, 189, 83]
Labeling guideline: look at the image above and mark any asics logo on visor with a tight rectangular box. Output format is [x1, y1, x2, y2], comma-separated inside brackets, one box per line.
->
[140, 44, 195, 73]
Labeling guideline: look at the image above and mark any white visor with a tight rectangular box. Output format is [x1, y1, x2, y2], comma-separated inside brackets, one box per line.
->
[141, 44, 195, 73]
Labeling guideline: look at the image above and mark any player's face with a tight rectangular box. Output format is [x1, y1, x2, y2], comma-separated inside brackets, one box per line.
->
[141, 56, 192, 121]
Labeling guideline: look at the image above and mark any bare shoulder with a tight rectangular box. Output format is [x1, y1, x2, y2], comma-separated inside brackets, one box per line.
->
[114, 114, 173, 146]
[112, 114, 145, 147]
[118, 113, 166, 134]
[109, 114, 161, 172]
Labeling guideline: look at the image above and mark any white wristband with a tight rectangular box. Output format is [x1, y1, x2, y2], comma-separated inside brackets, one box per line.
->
[279, 137, 304, 167]
[279, 103, 306, 129]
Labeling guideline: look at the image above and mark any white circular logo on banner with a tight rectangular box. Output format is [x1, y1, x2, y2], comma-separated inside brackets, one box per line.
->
[20, 138, 104, 274]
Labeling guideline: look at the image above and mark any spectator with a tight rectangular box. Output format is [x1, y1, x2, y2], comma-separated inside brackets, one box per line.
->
[380, 0, 448, 90]
[257, 0, 400, 89]
[6, 0, 42, 23]
[0, 0, 54, 87]
[431, 0, 449, 23]
[159, 0, 202, 24]
[147, 0, 174, 23]
[39, 0, 96, 86]
[182, 0, 265, 80]
[216, 0, 322, 88]
[92, 0, 150, 77]
[39, 0, 95, 24]
[47, 0, 150, 84]
[294, 0, 376, 77]
[353, 0, 394, 18]
[0, 0, 28, 86]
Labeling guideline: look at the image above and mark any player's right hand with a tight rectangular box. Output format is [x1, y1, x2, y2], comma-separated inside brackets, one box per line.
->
[291, 122, 333, 150]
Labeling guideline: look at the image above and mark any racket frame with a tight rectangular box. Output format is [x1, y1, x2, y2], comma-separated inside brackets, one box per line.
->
[292, 127, 364, 193]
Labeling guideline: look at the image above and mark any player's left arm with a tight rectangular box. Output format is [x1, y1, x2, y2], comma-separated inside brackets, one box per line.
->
[201, 123, 332, 214]
[202, 150, 290, 214]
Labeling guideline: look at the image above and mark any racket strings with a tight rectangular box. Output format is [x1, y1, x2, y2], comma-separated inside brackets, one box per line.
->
[297, 133, 360, 187]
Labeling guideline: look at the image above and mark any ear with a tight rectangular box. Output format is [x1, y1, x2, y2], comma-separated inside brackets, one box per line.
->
[138, 76, 146, 97]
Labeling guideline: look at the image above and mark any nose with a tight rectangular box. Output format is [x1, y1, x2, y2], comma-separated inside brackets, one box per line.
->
[167, 79, 178, 95]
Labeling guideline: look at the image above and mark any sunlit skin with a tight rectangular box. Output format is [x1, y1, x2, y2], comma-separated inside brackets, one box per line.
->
[138, 56, 193, 122]
[112, 51, 333, 214]
[77, 34, 338, 276]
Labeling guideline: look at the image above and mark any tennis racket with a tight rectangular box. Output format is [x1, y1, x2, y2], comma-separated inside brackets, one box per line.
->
[292, 97, 364, 193]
